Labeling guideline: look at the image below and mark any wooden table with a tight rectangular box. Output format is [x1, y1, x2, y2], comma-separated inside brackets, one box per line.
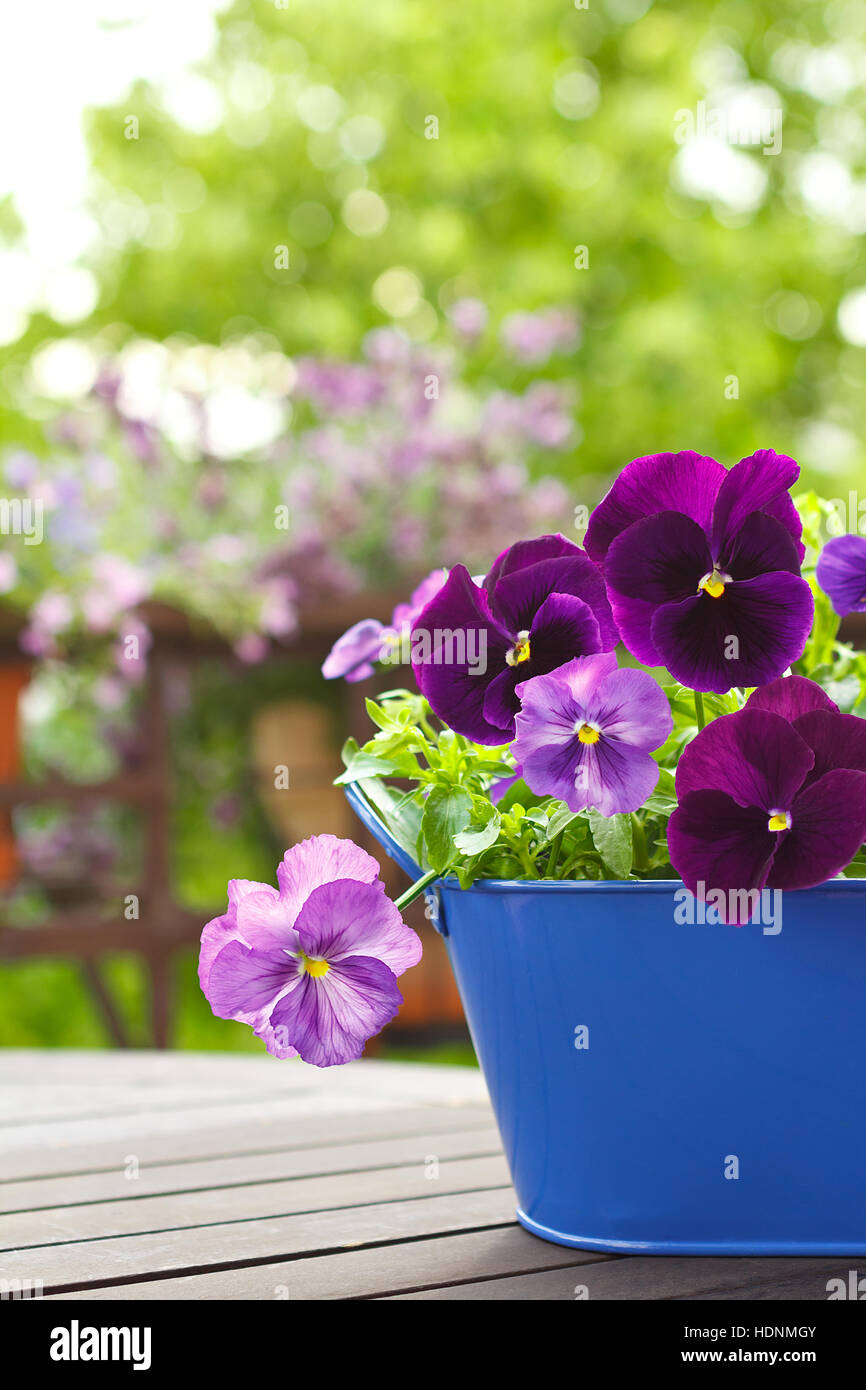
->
[0, 1050, 853, 1302]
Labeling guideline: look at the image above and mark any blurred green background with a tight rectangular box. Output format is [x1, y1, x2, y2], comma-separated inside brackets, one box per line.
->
[1, 0, 865, 1051]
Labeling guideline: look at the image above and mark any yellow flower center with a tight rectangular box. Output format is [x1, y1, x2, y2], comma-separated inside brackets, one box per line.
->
[577, 722, 600, 745]
[767, 811, 792, 833]
[299, 952, 330, 978]
[698, 569, 729, 599]
[505, 630, 532, 667]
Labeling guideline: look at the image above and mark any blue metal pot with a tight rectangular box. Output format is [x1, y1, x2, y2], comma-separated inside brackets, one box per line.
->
[347, 784, 866, 1255]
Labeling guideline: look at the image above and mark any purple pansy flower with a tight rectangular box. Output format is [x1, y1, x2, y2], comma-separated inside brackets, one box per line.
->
[584, 450, 813, 693]
[411, 535, 618, 744]
[667, 677, 866, 923]
[512, 652, 673, 815]
[199, 835, 422, 1066]
[816, 534, 866, 616]
[322, 617, 392, 683]
[322, 569, 449, 683]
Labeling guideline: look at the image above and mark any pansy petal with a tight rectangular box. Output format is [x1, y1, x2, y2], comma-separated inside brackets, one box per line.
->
[769, 769, 866, 891]
[710, 449, 803, 560]
[528, 592, 604, 669]
[816, 534, 866, 616]
[206, 941, 297, 1021]
[791, 709, 866, 787]
[492, 553, 618, 647]
[605, 511, 711, 603]
[746, 675, 838, 722]
[235, 886, 299, 952]
[321, 618, 385, 681]
[484, 533, 582, 594]
[293, 879, 422, 977]
[276, 834, 381, 924]
[584, 451, 725, 562]
[575, 739, 661, 817]
[513, 672, 586, 804]
[198, 912, 240, 995]
[411, 564, 511, 743]
[667, 790, 778, 922]
[604, 511, 711, 666]
[481, 666, 521, 733]
[521, 652, 619, 709]
[584, 667, 674, 751]
[269, 956, 402, 1067]
[721, 510, 802, 581]
[651, 570, 813, 693]
[675, 708, 814, 809]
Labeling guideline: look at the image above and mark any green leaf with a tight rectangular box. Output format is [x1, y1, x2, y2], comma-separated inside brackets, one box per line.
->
[355, 778, 424, 864]
[334, 751, 406, 785]
[454, 808, 501, 855]
[545, 806, 583, 840]
[364, 698, 396, 731]
[588, 810, 633, 878]
[421, 785, 473, 873]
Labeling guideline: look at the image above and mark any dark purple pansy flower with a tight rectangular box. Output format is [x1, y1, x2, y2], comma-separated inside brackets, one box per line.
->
[411, 534, 618, 744]
[584, 450, 813, 693]
[513, 652, 673, 815]
[668, 678, 866, 923]
[816, 535, 866, 616]
[199, 836, 422, 1066]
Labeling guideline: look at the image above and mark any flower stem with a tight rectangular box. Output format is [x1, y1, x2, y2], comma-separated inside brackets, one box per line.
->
[395, 868, 440, 912]
[631, 813, 648, 873]
[546, 830, 565, 878]
[694, 691, 706, 731]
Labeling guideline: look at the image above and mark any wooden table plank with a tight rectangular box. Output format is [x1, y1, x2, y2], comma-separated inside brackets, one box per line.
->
[0, 1154, 510, 1247]
[44, 1227, 608, 1301]
[0, 1124, 502, 1212]
[0, 1188, 517, 1293]
[0, 1103, 494, 1183]
[384, 1256, 858, 1301]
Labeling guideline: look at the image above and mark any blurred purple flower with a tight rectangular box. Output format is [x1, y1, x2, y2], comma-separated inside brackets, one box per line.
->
[500, 308, 580, 364]
[448, 298, 489, 340]
[816, 534, 866, 616]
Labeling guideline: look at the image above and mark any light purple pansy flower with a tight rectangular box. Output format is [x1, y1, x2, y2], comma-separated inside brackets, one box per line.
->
[199, 835, 422, 1067]
[321, 617, 393, 683]
[816, 534, 866, 616]
[584, 450, 813, 693]
[667, 677, 866, 924]
[322, 569, 449, 683]
[512, 652, 673, 815]
[412, 535, 618, 745]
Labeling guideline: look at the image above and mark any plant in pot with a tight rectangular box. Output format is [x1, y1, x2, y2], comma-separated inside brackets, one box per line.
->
[199, 450, 866, 1254]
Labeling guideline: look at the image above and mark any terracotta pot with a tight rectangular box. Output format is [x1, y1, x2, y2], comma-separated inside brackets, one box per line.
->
[0, 664, 29, 884]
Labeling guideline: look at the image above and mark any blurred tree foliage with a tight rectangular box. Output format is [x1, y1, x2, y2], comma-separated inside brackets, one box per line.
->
[6, 0, 846, 492]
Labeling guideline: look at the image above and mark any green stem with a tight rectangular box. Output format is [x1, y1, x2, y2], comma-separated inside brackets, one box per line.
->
[546, 830, 565, 878]
[395, 868, 440, 911]
[631, 813, 648, 873]
[694, 691, 706, 731]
